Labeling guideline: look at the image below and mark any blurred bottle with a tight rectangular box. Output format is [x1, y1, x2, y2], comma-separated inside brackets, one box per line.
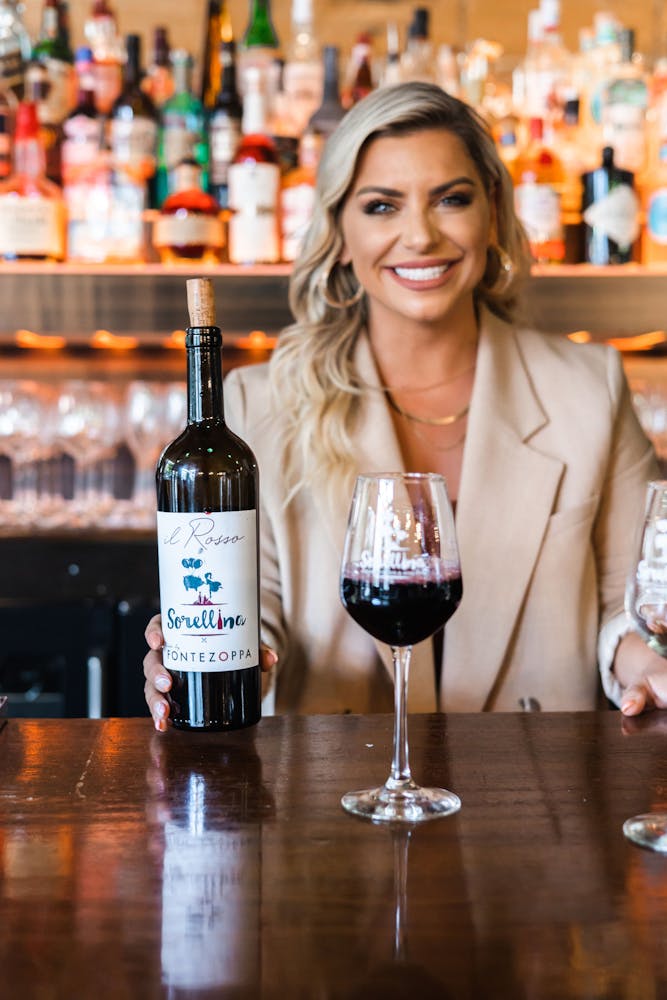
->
[380, 22, 402, 88]
[581, 145, 640, 265]
[282, 0, 321, 136]
[108, 33, 157, 258]
[0, 84, 16, 179]
[62, 46, 111, 262]
[269, 59, 299, 173]
[0, 0, 31, 98]
[600, 27, 648, 176]
[641, 135, 667, 265]
[199, 0, 233, 110]
[153, 158, 223, 263]
[31, 0, 77, 183]
[307, 45, 345, 141]
[156, 50, 207, 207]
[0, 100, 65, 261]
[83, 0, 124, 115]
[400, 7, 435, 83]
[512, 115, 565, 263]
[344, 32, 374, 109]
[109, 34, 158, 188]
[280, 127, 318, 262]
[552, 95, 597, 262]
[227, 65, 280, 264]
[142, 26, 175, 109]
[207, 38, 242, 211]
[238, 0, 280, 99]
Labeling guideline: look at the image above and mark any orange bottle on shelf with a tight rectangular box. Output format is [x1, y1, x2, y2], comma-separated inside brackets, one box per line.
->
[0, 100, 65, 261]
[512, 116, 565, 263]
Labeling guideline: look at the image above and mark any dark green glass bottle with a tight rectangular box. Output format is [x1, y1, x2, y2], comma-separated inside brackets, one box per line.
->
[242, 0, 279, 49]
[156, 278, 261, 732]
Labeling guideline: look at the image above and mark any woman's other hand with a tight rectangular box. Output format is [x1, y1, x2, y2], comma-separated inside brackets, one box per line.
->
[143, 614, 278, 732]
[615, 632, 667, 715]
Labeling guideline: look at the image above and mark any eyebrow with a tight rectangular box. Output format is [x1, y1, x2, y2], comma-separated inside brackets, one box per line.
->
[354, 177, 477, 198]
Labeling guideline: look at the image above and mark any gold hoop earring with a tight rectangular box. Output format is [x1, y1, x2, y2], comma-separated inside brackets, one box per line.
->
[319, 264, 365, 309]
[489, 245, 514, 294]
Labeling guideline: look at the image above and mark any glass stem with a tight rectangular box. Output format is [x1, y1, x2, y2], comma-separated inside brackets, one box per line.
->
[389, 645, 413, 787]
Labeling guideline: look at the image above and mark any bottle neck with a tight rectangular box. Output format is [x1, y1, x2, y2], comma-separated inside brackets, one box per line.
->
[186, 328, 225, 424]
[321, 47, 340, 102]
[244, 0, 278, 48]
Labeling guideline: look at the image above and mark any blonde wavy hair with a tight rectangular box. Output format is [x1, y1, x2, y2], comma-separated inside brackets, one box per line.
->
[270, 82, 532, 502]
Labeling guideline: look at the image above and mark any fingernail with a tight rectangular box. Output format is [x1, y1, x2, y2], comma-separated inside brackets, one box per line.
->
[268, 651, 278, 667]
[155, 675, 171, 692]
[155, 700, 167, 718]
[154, 716, 167, 733]
[622, 697, 638, 713]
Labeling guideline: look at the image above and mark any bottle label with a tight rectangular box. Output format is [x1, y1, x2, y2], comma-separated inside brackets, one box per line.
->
[153, 213, 224, 249]
[162, 123, 197, 171]
[647, 189, 667, 245]
[93, 62, 123, 116]
[602, 103, 646, 173]
[0, 196, 64, 257]
[0, 49, 23, 92]
[157, 510, 259, 673]
[110, 117, 158, 179]
[39, 59, 76, 125]
[514, 182, 562, 241]
[280, 182, 315, 261]
[228, 211, 280, 263]
[583, 183, 640, 248]
[228, 161, 279, 210]
[209, 119, 241, 186]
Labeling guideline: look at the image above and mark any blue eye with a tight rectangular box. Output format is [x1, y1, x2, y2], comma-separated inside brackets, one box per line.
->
[439, 191, 473, 207]
[362, 200, 395, 215]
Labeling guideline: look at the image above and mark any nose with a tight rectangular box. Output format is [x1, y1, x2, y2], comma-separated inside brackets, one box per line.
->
[401, 205, 440, 252]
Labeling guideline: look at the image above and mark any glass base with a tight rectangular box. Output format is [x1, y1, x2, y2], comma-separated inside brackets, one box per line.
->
[341, 781, 461, 824]
[623, 813, 667, 852]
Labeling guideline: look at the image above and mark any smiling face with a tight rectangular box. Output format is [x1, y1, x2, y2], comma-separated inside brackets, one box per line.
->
[339, 127, 496, 336]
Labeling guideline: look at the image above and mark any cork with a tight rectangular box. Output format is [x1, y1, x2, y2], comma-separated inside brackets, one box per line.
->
[186, 277, 216, 327]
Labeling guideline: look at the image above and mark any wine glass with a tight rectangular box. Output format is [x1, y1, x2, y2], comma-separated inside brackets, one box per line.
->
[339, 472, 463, 823]
[624, 480, 667, 851]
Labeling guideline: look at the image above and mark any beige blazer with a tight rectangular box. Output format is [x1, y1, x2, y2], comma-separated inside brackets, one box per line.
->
[224, 309, 658, 715]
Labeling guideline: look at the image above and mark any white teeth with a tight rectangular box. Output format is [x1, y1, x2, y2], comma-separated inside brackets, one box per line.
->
[393, 264, 450, 281]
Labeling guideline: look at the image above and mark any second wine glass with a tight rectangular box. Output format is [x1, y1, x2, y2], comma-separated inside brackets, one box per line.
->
[624, 479, 667, 851]
[339, 472, 462, 823]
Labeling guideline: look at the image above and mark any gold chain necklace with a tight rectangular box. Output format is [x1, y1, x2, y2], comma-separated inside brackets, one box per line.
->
[386, 390, 470, 427]
[380, 361, 477, 395]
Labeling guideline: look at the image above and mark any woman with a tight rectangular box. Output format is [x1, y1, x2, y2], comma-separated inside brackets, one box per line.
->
[145, 82, 665, 729]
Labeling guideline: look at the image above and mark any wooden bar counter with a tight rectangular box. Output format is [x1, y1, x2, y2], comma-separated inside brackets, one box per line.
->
[2, 711, 667, 998]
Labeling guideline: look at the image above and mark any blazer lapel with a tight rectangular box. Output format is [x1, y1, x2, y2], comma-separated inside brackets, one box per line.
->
[442, 312, 564, 711]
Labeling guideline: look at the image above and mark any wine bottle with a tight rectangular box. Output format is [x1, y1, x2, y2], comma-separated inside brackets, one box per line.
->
[156, 277, 261, 732]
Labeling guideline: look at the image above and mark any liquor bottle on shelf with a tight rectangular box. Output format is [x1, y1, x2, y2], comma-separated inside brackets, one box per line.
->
[400, 7, 435, 84]
[268, 59, 300, 173]
[512, 115, 565, 264]
[207, 39, 242, 211]
[156, 276, 261, 732]
[0, 0, 32, 98]
[62, 46, 110, 262]
[155, 50, 208, 207]
[280, 127, 318, 262]
[0, 84, 16, 180]
[282, 0, 322, 136]
[142, 26, 175, 109]
[83, 0, 124, 115]
[199, 0, 233, 110]
[307, 45, 345, 141]
[109, 34, 158, 189]
[108, 33, 158, 258]
[641, 136, 667, 265]
[0, 100, 66, 262]
[31, 0, 77, 184]
[238, 0, 280, 99]
[581, 145, 640, 265]
[153, 158, 223, 264]
[600, 27, 648, 175]
[380, 22, 402, 88]
[344, 33, 374, 108]
[227, 65, 281, 264]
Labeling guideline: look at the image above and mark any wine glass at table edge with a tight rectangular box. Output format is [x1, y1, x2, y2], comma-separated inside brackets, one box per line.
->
[624, 479, 667, 851]
[339, 472, 463, 823]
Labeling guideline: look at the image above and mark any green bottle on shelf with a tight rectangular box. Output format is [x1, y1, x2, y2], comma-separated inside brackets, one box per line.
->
[238, 0, 280, 98]
[242, 0, 279, 49]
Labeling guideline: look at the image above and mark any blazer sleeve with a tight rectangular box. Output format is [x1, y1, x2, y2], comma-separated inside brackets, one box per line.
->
[224, 367, 287, 710]
[595, 348, 659, 705]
